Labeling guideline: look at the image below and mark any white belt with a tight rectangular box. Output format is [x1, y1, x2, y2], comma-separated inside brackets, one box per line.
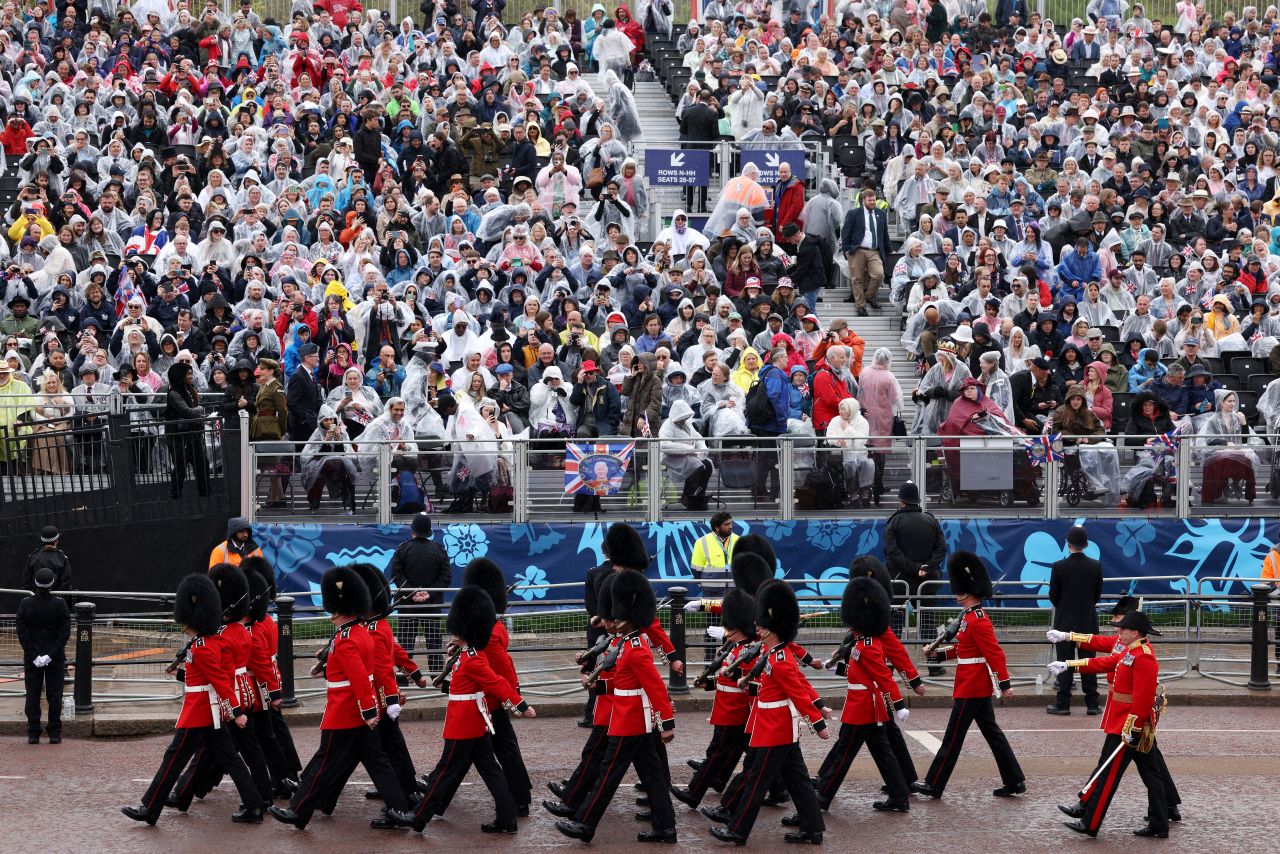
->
[846, 683, 869, 691]
[756, 699, 792, 709]
[715, 684, 745, 694]
[614, 688, 656, 731]
[956, 657, 988, 665]
[326, 674, 375, 689]
[234, 666, 248, 675]
[185, 684, 221, 730]
[757, 698, 802, 739]
[448, 691, 494, 734]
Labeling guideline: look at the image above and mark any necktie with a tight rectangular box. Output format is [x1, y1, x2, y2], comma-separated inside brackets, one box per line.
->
[919, 181, 927, 204]
[867, 212, 876, 249]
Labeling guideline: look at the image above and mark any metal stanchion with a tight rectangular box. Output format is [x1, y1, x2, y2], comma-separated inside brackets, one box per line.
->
[73, 602, 95, 714]
[667, 586, 689, 694]
[276, 596, 298, 707]
[1248, 584, 1272, 691]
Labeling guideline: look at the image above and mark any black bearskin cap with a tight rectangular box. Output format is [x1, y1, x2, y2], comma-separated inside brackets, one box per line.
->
[208, 562, 250, 621]
[721, 588, 757, 637]
[849, 555, 894, 600]
[247, 569, 271, 623]
[731, 553, 773, 596]
[175, 573, 222, 636]
[733, 533, 776, 573]
[239, 555, 276, 600]
[321, 565, 372, 616]
[947, 551, 993, 600]
[348, 563, 390, 617]
[754, 579, 800, 643]
[447, 585, 497, 649]
[611, 569, 657, 627]
[464, 557, 508, 615]
[603, 523, 650, 570]
[596, 571, 618, 622]
[841, 576, 891, 637]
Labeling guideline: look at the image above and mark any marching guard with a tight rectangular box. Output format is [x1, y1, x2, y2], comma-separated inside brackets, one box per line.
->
[1055, 609, 1170, 839]
[240, 556, 302, 792]
[243, 567, 293, 798]
[913, 552, 1025, 799]
[122, 574, 264, 825]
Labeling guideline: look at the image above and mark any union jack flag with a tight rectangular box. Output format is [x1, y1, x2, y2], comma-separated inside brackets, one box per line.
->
[564, 442, 635, 496]
[1026, 433, 1064, 466]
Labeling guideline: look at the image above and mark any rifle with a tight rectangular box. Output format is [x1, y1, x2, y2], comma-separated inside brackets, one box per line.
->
[923, 613, 964, 658]
[576, 631, 613, 673]
[730, 640, 767, 689]
[691, 638, 736, 689]
[432, 643, 463, 693]
[823, 630, 858, 674]
[722, 639, 762, 682]
[582, 634, 626, 689]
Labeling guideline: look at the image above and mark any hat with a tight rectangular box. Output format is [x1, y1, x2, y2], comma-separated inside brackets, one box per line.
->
[1185, 363, 1210, 379]
[40, 524, 60, 543]
[580, 359, 598, 373]
[947, 551, 993, 599]
[950, 326, 974, 344]
[898, 481, 921, 505]
[733, 532, 777, 578]
[611, 569, 657, 627]
[754, 579, 800, 642]
[1116, 610, 1161, 636]
[174, 573, 223, 635]
[347, 562, 390, 618]
[411, 511, 432, 537]
[208, 562, 250, 621]
[841, 576, 891, 637]
[321, 565, 372, 615]
[1183, 337, 1200, 347]
[721, 588, 758, 637]
[463, 557, 509, 616]
[33, 567, 56, 589]
[1030, 356, 1052, 370]
[296, 342, 318, 358]
[603, 522, 649, 570]
[1110, 595, 1141, 617]
[1066, 525, 1088, 549]
[731, 552, 774, 597]
[447, 585, 498, 648]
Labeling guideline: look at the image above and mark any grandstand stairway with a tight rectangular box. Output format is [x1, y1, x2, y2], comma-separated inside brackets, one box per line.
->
[634, 78, 683, 149]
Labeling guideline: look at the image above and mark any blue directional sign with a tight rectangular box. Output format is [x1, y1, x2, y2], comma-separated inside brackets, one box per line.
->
[739, 149, 807, 185]
[646, 148, 711, 186]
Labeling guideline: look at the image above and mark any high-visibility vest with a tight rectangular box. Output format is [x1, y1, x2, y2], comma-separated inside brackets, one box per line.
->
[208, 542, 264, 569]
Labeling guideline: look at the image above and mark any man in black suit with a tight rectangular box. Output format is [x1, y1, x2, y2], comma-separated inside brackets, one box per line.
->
[286, 342, 322, 441]
[1045, 526, 1102, 716]
[839, 185, 891, 316]
[678, 90, 723, 213]
[578, 555, 613, 726]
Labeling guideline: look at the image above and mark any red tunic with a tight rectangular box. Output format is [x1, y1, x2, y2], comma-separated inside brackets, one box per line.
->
[365, 618, 399, 708]
[839, 636, 898, 726]
[320, 621, 380, 730]
[643, 618, 676, 656]
[879, 627, 922, 688]
[607, 631, 675, 737]
[176, 636, 238, 729]
[246, 620, 282, 711]
[592, 635, 621, 728]
[215, 622, 255, 711]
[941, 606, 1011, 698]
[443, 646, 525, 740]
[483, 621, 519, 711]
[1077, 639, 1159, 736]
[708, 638, 753, 727]
[749, 643, 826, 748]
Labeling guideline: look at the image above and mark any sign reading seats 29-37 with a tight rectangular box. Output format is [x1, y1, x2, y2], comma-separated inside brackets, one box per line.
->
[740, 150, 807, 185]
[646, 149, 711, 186]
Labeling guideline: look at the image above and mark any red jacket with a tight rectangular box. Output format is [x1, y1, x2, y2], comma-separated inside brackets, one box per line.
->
[644, 618, 676, 656]
[707, 638, 753, 727]
[320, 621, 380, 730]
[253, 615, 282, 688]
[0, 120, 34, 156]
[740, 641, 816, 735]
[592, 634, 621, 728]
[215, 622, 255, 711]
[941, 606, 1011, 698]
[365, 618, 399, 708]
[483, 621, 519, 711]
[1077, 638, 1158, 735]
[607, 631, 674, 737]
[246, 620, 282, 711]
[767, 178, 806, 236]
[749, 642, 826, 747]
[810, 362, 852, 432]
[443, 646, 525, 739]
[176, 635, 239, 728]
[1075, 632, 1126, 731]
[879, 627, 922, 689]
[837, 636, 898, 726]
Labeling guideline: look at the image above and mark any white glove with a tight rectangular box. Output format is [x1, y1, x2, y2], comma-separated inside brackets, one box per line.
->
[1047, 661, 1068, 676]
[706, 626, 726, 642]
[33, 655, 50, 667]
[386, 703, 402, 721]
[684, 599, 702, 612]
[895, 707, 910, 722]
[1045, 629, 1070, 643]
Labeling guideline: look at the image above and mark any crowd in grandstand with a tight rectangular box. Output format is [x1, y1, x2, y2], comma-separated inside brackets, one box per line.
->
[0, 0, 1276, 509]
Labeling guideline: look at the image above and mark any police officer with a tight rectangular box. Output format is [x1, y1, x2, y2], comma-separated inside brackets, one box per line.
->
[389, 512, 452, 673]
[16, 568, 70, 743]
[23, 526, 72, 592]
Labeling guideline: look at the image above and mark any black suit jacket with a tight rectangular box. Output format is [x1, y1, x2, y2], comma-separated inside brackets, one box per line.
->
[286, 366, 322, 440]
[1049, 552, 1102, 632]
[583, 561, 612, 644]
[840, 205, 891, 267]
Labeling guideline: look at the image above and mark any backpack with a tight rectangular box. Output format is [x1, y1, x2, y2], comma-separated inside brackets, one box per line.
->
[680, 459, 713, 511]
[394, 469, 425, 514]
[801, 466, 842, 511]
[745, 370, 774, 426]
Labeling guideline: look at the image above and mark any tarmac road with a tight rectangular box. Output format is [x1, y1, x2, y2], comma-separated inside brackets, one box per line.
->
[4, 704, 1277, 854]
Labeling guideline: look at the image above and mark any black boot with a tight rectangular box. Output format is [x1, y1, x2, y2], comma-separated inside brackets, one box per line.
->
[120, 805, 158, 826]
[267, 805, 307, 829]
[709, 826, 748, 846]
[784, 831, 823, 844]
[231, 805, 263, 823]
[637, 828, 677, 842]
[554, 820, 595, 842]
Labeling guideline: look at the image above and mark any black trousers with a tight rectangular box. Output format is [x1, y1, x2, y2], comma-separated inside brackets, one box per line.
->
[292, 726, 408, 824]
[922, 697, 1024, 793]
[815, 721, 909, 806]
[415, 734, 516, 826]
[490, 707, 532, 808]
[395, 606, 445, 673]
[24, 657, 63, 738]
[1053, 641, 1099, 708]
[1080, 732, 1181, 809]
[140, 726, 260, 819]
[168, 432, 209, 498]
[685, 724, 748, 803]
[721, 746, 787, 810]
[377, 713, 419, 798]
[574, 733, 675, 831]
[725, 741, 825, 839]
[1080, 734, 1168, 834]
[581, 634, 605, 721]
[171, 710, 273, 808]
[251, 709, 289, 788]
[270, 707, 302, 777]
[563, 724, 609, 811]
[883, 709, 918, 784]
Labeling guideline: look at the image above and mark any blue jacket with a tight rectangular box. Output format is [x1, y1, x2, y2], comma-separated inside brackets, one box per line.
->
[751, 363, 790, 433]
[1057, 249, 1102, 289]
[1151, 377, 1190, 416]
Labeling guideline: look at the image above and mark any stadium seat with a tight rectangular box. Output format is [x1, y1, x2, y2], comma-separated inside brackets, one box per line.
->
[1247, 373, 1273, 398]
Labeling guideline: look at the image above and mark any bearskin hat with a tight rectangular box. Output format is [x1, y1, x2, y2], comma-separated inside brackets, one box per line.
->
[603, 523, 650, 570]
[841, 576, 891, 637]
[463, 557, 508, 615]
[446, 585, 497, 649]
[733, 533, 776, 574]
[239, 555, 276, 600]
[247, 569, 271, 623]
[208, 562, 250, 621]
[849, 555, 894, 600]
[321, 565, 372, 616]
[596, 571, 618, 622]
[721, 588, 757, 637]
[174, 573, 222, 636]
[611, 569, 657, 627]
[754, 579, 800, 643]
[731, 552, 773, 596]
[347, 563, 390, 617]
[947, 551, 993, 600]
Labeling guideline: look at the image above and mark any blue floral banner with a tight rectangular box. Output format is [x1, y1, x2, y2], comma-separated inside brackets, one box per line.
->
[250, 518, 1278, 611]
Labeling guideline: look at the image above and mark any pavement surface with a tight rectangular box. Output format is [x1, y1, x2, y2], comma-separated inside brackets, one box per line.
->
[5, 704, 1277, 853]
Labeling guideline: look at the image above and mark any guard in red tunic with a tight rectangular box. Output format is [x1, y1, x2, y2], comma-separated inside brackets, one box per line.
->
[242, 567, 291, 796]
[167, 563, 273, 811]
[241, 556, 302, 793]
[672, 551, 772, 809]
[555, 570, 678, 844]
[1054, 596, 1182, 823]
[814, 576, 911, 813]
[121, 574, 264, 825]
[268, 566, 410, 830]
[709, 579, 828, 846]
[913, 551, 1025, 799]
[1057, 609, 1170, 839]
[397, 585, 536, 834]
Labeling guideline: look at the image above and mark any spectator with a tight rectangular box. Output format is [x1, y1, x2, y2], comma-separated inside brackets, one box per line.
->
[570, 359, 621, 438]
[841, 186, 891, 317]
[286, 343, 322, 441]
[825, 398, 875, 507]
[1045, 525, 1103, 716]
[365, 345, 407, 400]
[163, 362, 209, 499]
[747, 347, 789, 499]
[300, 406, 358, 513]
[1011, 357, 1061, 433]
[811, 344, 854, 434]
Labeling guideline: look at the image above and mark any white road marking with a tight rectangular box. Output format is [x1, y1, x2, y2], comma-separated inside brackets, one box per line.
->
[902, 726, 942, 754]
[0, 775, 26, 780]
